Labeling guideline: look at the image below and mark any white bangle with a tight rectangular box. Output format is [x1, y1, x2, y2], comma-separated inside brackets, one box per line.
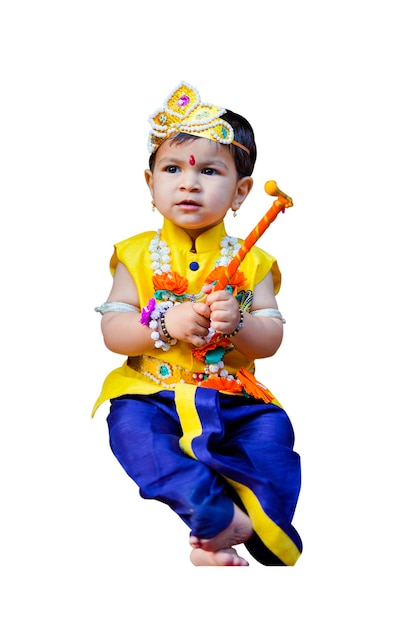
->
[251, 308, 286, 323]
[95, 301, 140, 315]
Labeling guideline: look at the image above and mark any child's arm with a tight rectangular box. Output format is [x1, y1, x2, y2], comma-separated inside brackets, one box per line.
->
[204, 270, 284, 359]
[99, 262, 154, 355]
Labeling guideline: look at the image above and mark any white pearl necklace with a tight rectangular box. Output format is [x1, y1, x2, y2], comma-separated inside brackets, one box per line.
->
[145, 229, 241, 371]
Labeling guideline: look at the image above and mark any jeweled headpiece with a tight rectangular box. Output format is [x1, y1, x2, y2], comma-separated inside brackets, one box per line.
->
[147, 82, 249, 154]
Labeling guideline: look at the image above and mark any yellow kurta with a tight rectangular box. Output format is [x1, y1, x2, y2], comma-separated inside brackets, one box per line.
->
[92, 219, 281, 416]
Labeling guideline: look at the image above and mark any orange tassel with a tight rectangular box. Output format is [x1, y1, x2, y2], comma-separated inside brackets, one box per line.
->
[237, 368, 274, 403]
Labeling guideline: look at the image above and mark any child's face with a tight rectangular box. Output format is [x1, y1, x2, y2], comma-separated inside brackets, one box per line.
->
[145, 137, 252, 238]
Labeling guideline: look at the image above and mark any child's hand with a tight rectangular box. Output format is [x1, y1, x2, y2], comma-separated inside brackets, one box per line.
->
[204, 290, 241, 336]
[163, 301, 211, 347]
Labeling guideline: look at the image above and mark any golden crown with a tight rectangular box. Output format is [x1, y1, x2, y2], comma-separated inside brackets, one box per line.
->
[147, 82, 249, 154]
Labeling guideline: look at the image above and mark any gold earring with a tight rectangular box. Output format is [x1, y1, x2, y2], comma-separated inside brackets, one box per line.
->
[232, 205, 239, 217]
[151, 200, 156, 212]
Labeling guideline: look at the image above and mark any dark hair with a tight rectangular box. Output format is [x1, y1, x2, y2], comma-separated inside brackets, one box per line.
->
[148, 108, 257, 179]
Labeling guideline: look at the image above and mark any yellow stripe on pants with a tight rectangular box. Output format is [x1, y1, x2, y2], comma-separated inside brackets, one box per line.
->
[175, 383, 201, 460]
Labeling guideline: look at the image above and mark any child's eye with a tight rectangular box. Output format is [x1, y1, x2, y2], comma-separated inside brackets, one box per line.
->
[202, 168, 216, 175]
[166, 165, 180, 173]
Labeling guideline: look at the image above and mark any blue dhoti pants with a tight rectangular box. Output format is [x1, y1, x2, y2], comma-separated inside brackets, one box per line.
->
[107, 385, 302, 565]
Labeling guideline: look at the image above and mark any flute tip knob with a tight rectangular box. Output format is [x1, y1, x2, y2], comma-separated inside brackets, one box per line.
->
[264, 180, 279, 196]
[264, 180, 293, 208]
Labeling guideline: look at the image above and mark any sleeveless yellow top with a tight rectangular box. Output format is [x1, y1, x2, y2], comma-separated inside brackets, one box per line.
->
[92, 219, 281, 416]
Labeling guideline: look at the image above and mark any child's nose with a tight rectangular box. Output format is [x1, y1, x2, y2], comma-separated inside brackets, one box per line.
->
[179, 169, 201, 191]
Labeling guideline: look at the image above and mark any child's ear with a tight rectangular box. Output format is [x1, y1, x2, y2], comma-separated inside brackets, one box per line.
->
[234, 176, 253, 206]
[144, 169, 153, 195]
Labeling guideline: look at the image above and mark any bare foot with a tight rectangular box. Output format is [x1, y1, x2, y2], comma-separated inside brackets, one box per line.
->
[190, 547, 249, 566]
[189, 503, 253, 552]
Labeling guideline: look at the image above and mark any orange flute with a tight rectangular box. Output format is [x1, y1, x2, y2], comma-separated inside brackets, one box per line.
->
[212, 181, 293, 291]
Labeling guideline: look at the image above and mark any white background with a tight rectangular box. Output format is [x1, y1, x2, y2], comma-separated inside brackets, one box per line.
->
[1, 0, 416, 623]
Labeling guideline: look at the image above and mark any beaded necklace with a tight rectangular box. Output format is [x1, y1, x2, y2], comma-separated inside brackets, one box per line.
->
[141, 229, 243, 371]
[139, 228, 273, 402]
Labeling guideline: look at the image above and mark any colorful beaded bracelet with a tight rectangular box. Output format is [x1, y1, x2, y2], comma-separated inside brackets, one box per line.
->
[224, 310, 244, 338]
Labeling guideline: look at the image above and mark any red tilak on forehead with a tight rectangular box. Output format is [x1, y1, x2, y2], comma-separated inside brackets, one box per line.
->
[189, 154, 195, 166]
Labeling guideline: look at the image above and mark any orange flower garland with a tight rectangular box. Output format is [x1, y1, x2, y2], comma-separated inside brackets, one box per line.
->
[204, 266, 246, 294]
[199, 377, 243, 393]
[146, 229, 273, 403]
[191, 333, 232, 362]
[152, 271, 189, 297]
